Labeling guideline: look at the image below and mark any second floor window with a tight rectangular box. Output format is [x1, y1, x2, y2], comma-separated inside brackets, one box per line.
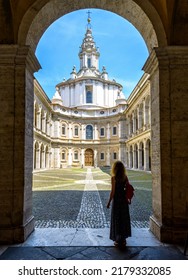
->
[86, 125, 93, 140]
[62, 125, 66, 135]
[74, 126, 79, 136]
[112, 126, 117, 135]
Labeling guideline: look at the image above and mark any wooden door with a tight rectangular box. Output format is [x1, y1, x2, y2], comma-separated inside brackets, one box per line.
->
[85, 149, 94, 166]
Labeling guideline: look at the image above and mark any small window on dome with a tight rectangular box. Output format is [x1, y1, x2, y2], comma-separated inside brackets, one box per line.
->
[88, 58, 91, 68]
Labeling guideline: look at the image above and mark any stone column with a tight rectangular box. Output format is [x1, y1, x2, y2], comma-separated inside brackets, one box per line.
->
[138, 146, 142, 170]
[143, 46, 188, 243]
[94, 123, 98, 140]
[0, 45, 40, 243]
[130, 149, 133, 168]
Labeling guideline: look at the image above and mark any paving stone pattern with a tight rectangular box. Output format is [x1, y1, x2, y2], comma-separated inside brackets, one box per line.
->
[76, 168, 108, 228]
[33, 168, 152, 229]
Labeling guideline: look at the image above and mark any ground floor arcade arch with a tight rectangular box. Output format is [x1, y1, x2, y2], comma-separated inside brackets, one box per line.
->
[0, 0, 187, 244]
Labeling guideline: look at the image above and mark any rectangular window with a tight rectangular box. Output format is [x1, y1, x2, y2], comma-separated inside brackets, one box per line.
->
[113, 152, 117, 160]
[112, 126, 117, 135]
[74, 151, 78, 160]
[100, 152, 105, 160]
[88, 58, 91, 68]
[86, 86, 93, 103]
[100, 127, 105, 136]
[74, 126, 79, 136]
[62, 125, 66, 135]
[62, 152, 65, 160]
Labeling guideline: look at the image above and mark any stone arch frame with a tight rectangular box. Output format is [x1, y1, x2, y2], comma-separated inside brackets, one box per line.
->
[18, 0, 167, 52]
[1, 1, 187, 244]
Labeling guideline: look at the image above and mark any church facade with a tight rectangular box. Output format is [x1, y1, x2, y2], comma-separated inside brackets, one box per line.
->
[33, 18, 151, 171]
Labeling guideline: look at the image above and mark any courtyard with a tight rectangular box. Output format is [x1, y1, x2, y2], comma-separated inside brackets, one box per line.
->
[33, 167, 152, 229]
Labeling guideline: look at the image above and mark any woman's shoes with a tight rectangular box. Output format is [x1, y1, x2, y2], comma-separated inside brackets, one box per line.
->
[114, 240, 126, 248]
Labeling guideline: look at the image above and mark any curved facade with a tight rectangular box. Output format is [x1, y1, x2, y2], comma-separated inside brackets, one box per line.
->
[33, 17, 151, 171]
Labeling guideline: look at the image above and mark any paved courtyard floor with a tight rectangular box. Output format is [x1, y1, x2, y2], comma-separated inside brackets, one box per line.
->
[32, 167, 152, 229]
[0, 167, 187, 260]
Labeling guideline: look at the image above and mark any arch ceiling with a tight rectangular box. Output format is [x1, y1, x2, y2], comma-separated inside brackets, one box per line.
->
[17, 0, 167, 53]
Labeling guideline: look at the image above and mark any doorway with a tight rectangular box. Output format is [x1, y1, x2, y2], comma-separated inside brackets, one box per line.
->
[85, 148, 94, 166]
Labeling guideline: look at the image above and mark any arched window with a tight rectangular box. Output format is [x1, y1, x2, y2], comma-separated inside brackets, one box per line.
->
[86, 125, 93, 139]
[86, 91, 92, 103]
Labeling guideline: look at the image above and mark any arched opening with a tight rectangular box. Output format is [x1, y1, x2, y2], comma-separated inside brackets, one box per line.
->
[2, 0, 187, 246]
[22, 4, 162, 242]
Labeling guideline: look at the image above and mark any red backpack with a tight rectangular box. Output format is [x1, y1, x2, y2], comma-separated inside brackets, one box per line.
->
[125, 176, 135, 204]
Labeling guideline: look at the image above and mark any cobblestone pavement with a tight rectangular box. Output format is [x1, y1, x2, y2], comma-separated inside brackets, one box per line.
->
[33, 167, 152, 229]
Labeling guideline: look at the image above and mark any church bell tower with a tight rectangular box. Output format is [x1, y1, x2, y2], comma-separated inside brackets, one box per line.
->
[79, 11, 100, 72]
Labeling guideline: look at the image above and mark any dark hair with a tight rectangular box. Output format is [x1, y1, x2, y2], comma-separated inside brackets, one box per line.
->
[111, 160, 126, 182]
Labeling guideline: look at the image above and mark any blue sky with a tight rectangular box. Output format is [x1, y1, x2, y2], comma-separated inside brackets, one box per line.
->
[34, 8, 149, 99]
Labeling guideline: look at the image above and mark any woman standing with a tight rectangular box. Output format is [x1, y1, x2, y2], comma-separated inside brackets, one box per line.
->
[107, 161, 131, 247]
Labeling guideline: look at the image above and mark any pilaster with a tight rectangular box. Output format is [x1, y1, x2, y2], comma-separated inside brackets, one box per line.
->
[143, 46, 188, 243]
[0, 45, 41, 243]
